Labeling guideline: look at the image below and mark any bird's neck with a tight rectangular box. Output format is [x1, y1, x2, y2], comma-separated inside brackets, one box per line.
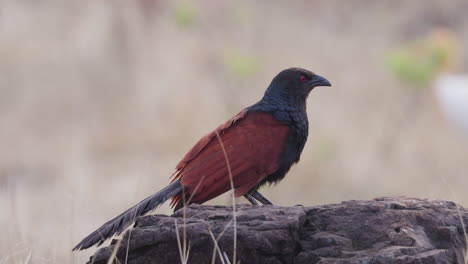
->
[249, 94, 310, 186]
[250, 94, 308, 123]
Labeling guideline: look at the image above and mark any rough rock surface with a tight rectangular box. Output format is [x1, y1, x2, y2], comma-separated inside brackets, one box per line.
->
[87, 197, 468, 264]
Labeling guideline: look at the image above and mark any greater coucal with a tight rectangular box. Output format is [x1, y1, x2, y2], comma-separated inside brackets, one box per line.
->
[73, 67, 331, 251]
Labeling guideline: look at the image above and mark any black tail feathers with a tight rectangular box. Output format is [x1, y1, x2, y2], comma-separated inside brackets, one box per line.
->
[72, 180, 183, 251]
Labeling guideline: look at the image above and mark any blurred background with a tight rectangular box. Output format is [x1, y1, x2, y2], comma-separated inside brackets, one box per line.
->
[1, 0, 468, 263]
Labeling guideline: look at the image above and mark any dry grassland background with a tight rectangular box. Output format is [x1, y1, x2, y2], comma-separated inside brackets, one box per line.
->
[1, 0, 468, 263]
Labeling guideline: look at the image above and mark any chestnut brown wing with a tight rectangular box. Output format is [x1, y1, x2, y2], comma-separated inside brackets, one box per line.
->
[170, 111, 289, 208]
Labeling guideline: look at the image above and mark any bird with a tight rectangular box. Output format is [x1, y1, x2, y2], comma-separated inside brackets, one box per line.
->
[73, 67, 331, 251]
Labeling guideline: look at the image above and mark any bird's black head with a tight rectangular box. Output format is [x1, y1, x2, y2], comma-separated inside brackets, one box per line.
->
[264, 68, 331, 106]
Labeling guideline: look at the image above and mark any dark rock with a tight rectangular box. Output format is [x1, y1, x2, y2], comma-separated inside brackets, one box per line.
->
[86, 197, 468, 264]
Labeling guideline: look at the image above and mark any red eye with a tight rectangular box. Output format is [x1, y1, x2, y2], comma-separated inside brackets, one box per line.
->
[300, 75, 307, 82]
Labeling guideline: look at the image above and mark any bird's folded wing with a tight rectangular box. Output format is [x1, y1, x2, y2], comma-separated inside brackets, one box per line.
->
[170, 111, 289, 208]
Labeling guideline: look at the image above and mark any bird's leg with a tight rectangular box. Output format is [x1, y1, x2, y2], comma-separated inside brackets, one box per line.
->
[244, 193, 259, 205]
[250, 190, 273, 205]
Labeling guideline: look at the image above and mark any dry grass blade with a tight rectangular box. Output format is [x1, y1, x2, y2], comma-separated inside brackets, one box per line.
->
[222, 252, 232, 264]
[23, 250, 32, 264]
[174, 218, 191, 264]
[106, 238, 122, 264]
[210, 220, 233, 264]
[173, 173, 206, 264]
[174, 219, 185, 264]
[125, 200, 143, 264]
[440, 175, 468, 263]
[208, 229, 226, 264]
[455, 203, 468, 264]
[181, 188, 187, 262]
[176, 175, 205, 264]
[125, 228, 133, 264]
[215, 130, 237, 264]
[185, 175, 206, 206]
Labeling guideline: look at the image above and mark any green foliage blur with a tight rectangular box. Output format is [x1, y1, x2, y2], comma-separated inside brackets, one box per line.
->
[224, 52, 258, 79]
[174, 3, 196, 28]
[387, 29, 458, 88]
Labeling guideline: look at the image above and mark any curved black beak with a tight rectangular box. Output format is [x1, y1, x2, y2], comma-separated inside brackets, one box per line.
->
[308, 74, 331, 88]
